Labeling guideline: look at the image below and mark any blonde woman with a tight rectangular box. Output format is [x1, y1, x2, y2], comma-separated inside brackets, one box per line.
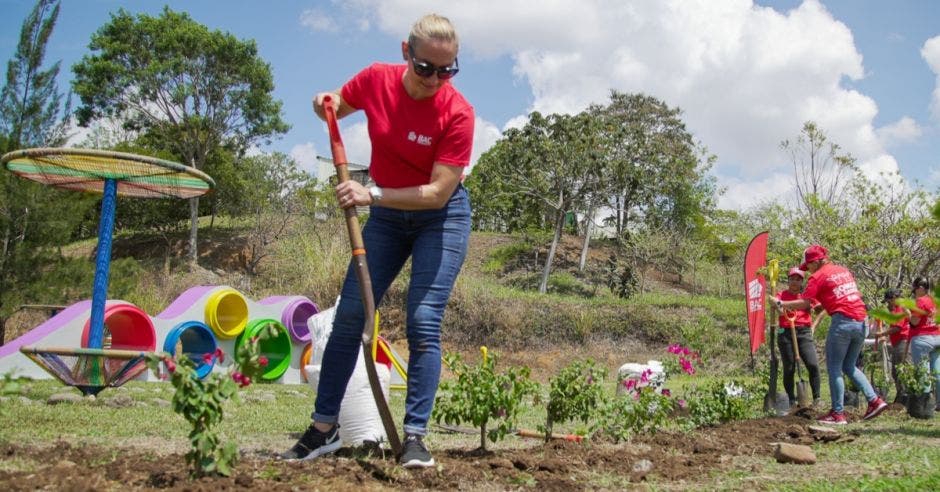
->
[281, 14, 473, 468]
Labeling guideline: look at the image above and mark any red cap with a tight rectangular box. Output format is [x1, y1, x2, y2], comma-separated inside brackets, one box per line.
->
[787, 267, 805, 279]
[799, 244, 828, 270]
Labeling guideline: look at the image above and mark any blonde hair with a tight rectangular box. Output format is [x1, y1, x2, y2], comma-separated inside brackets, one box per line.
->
[408, 13, 458, 51]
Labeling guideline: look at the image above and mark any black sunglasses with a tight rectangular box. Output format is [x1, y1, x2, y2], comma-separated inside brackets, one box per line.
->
[408, 44, 459, 80]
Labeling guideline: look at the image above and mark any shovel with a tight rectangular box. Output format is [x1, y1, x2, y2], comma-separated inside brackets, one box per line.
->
[323, 95, 402, 456]
[763, 260, 788, 414]
[787, 311, 811, 408]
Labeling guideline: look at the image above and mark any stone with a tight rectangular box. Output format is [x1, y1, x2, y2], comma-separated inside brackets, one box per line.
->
[47, 392, 82, 405]
[103, 394, 135, 408]
[773, 442, 816, 465]
[151, 398, 171, 407]
[808, 425, 841, 442]
[632, 459, 654, 473]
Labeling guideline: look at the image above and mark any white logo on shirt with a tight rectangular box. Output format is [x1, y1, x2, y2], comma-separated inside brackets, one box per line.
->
[407, 131, 432, 146]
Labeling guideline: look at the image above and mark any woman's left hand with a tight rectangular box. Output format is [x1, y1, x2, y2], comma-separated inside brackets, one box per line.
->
[335, 180, 372, 208]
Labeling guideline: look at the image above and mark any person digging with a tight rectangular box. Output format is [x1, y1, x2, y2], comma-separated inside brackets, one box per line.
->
[775, 267, 822, 409]
[776, 245, 888, 424]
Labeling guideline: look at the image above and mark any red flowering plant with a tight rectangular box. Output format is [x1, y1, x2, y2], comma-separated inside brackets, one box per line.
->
[600, 344, 700, 441]
[146, 323, 275, 478]
[664, 343, 701, 377]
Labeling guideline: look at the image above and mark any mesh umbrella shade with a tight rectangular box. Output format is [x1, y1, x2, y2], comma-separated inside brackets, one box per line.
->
[20, 346, 155, 396]
[1, 147, 215, 199]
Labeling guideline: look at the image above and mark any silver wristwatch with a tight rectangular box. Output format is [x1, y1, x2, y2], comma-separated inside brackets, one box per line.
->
[369, 185, 383, 204]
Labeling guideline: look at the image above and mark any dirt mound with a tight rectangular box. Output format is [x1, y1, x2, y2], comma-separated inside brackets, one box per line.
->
[0, 414, 851, 491]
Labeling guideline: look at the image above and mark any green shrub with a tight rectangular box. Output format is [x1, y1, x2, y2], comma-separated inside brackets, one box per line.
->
[541, 359, 607, 441]
[433, 349, 540, 451]
[685, 379, 761, 428]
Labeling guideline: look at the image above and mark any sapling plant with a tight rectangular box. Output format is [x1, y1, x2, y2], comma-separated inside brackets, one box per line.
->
[146, 323, 275, 477]
[433, 349, 539, 451]
[540, 358, 607, 442]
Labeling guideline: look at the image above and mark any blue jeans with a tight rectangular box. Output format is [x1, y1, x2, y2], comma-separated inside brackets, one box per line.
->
[314, 185, 471, 436]
[825, 314, 877, 413]
[910, 334, 940, 407]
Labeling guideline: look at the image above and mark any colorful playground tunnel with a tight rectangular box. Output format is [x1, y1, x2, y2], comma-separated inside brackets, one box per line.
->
[237, 318, 292, 381]
[163, 321, 218, 379]
[81, 303, 156, 351]
[280, 298, 318, 343]
[204, 287, 249, 339]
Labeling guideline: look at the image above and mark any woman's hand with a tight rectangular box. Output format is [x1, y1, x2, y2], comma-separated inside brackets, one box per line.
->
[335, 180, 372, 208]
[312, 91, 356, 120]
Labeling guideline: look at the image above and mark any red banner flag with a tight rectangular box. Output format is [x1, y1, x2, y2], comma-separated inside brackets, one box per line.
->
[744, 231, 769, 354]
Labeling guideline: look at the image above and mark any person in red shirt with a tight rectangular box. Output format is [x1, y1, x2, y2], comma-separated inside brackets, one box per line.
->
[777, 245, 888, 424]
[907, 277, 939, 411]
[282, 14, 473, 468]
[882, 288, 910, 403]
[775, 267, 821, 407]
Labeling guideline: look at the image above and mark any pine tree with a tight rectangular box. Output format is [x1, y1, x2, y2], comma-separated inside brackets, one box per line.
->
[0, 0, 89, 342]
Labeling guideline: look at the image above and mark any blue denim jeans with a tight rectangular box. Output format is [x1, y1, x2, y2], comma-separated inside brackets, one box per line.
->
[825, 314, 877, 413]
[910, 334, 940, 407]
[314, 185, 471, 436]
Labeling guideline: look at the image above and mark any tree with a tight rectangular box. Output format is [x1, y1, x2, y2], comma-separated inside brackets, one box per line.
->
[790, 172, 940, 295]
[72, 7, 289, 267]
[233, 152, 313, 280]
[599, 91, 716, 236]
[0, 0, 93, 340]
[468, 111, 602, 293]
[780, 121, 856, 218]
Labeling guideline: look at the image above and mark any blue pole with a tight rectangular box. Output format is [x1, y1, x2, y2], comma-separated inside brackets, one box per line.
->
[88, 178, 117, 348]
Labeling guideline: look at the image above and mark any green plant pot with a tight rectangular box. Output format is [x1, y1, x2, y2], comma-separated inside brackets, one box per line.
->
[905, 391, 935, 420]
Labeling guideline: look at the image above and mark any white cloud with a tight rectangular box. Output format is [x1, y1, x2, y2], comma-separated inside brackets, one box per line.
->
[300, 9, 339, 33]
[717, 172, 795, 211]
[876, 117, 923, 147]
[333, 0, 913, 209]
[289, 142, 320, 177]
[922, 35, 940, 121]
[468, 117, 502, 175]
[340, 121, 372, 167]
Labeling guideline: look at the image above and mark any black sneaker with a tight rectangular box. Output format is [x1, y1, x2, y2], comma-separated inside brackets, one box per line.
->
[278, 424, 341, 461]
[399, 434, 434, 469]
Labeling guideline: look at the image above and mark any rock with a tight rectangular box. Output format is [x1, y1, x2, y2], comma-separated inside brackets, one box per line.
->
[773, 443, 816, 464]
[808, 425, 841, 442]
[104, 395, 135, 408]
[632, 459, 654, 473]
[489, 458, 514, 470]
[17, 396, 34, 405]
[631, 459, 654, 481]
[785, 425, 805, 438]
[151, 398, 171, 407]
[52, 460, 76, 471]
[47, 392, 82, 405]
[244, 391, 276, 403]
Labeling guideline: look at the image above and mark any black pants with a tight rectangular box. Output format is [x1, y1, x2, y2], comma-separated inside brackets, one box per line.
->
[778, 326, 821, 401]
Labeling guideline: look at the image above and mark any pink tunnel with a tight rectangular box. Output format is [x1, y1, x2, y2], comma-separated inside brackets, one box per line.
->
[81, 303, 156, 351]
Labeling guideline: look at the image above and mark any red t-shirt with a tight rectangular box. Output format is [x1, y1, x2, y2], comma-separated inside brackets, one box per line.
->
[801, 263, 866, 321]
[888, 305, 910, 346]
[776, 290, 813, 328]
[341, 63, 475, 188]
[909, 295, 939, 337]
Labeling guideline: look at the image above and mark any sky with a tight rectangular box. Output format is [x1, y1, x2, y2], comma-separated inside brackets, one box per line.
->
[1, 0, 938, 210]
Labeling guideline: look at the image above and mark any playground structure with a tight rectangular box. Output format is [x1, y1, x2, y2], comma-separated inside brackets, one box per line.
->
[0, 285, 408, 388]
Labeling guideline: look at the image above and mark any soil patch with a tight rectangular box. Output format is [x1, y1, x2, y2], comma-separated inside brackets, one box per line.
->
[0, 414, 850, 491]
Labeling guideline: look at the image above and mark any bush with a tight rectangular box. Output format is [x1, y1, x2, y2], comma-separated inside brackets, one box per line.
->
[433, 349, 540, 451]
[541, 359, 607, 441]
[685, 379, 761, 428]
